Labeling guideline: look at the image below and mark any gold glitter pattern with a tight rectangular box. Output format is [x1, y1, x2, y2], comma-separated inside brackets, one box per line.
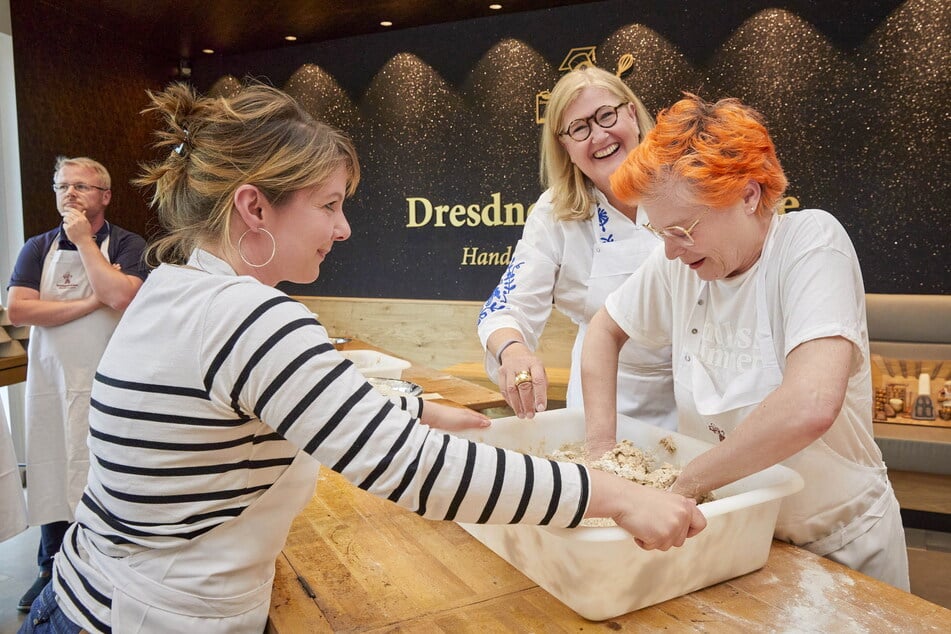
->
[206, 0, 948, 298]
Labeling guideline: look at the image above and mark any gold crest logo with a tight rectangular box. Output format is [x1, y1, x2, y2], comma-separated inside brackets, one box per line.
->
[536, 49, 635, 124]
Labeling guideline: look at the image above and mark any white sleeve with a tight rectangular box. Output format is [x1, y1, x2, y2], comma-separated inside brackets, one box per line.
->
[221, 288, 591, 527]
[773, 211, 866, 358]
[604, 246, 674, 348]
[477, 195, 562, 381]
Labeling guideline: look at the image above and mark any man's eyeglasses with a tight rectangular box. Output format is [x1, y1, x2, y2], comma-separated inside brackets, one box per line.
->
[558, 102, 629, 142]
[645, 208, 710, 247]
[52, 183, 109, 194]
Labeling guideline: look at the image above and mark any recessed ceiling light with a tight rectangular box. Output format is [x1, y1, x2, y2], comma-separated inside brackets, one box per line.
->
[380, 20, 393, 27]
[201, 48, 214, 54]
[489, 3, 502, 9]
[284, 35, 297, 41]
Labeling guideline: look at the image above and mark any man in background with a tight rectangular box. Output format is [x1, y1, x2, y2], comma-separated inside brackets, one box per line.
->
[6, 156, 147, 612]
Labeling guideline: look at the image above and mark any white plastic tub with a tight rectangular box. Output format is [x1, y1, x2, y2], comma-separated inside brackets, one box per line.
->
[454, 408, 804, 621]
[339, 349, 411, 379]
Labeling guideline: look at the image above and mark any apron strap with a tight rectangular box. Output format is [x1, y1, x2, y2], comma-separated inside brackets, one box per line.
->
[753, 214, 782, 371]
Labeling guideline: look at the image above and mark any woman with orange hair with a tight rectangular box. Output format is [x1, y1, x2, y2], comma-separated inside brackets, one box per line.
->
[581, 93, 909, 589]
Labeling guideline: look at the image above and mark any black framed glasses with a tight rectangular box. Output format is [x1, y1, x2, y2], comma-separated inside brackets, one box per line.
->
[52, 182, 109, 194]
[558, 102, 629, 142]
[645, 208, 710, 247]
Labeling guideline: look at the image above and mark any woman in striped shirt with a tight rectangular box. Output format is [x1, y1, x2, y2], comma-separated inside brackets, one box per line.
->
[20, 82, 706, 634]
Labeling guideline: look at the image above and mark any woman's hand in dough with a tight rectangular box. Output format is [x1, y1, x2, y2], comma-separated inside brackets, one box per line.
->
[586, 469, 707, 550]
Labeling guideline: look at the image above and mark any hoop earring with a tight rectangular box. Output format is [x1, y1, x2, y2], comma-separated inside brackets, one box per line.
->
[237, 228, 276, 268]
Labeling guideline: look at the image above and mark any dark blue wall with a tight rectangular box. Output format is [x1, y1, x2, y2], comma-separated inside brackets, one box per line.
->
[192, 0, 950, 299]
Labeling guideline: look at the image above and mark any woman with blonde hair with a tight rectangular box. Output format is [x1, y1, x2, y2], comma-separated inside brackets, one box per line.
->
[479, 65, 675, 428]
[20, 82, 705, 633]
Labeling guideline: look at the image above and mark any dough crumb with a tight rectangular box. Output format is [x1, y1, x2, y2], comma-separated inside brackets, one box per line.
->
[548, 438, 713, 527]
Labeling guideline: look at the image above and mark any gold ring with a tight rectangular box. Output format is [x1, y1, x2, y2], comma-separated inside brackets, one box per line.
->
[513, 370, 532, 386]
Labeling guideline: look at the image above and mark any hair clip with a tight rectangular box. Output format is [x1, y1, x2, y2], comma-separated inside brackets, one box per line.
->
[173, 128, 190, 157]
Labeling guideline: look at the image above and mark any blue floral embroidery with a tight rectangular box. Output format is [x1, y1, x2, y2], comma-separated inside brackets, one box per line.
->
[597, 204, 614, 243]
[478, 260, 525, 323]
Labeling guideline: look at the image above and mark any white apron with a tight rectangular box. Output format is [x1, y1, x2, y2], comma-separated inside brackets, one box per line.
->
[575, 231, 677, 430]
[25, 234, 121, 524]
[72, 451, 319, 632]
[673, 218, 908, 587]
[0, 395, 28, 541]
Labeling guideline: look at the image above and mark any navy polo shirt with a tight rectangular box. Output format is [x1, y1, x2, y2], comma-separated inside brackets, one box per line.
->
[8, 222, 148, 292]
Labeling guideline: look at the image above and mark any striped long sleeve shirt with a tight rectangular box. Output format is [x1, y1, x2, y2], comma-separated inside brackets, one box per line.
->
[55, 250, 590, 633]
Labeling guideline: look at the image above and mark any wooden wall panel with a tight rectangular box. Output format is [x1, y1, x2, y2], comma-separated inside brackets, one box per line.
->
[293, 296, 577, 373]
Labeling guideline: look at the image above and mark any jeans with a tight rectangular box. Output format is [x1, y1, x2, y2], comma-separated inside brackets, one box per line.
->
[17, 582, 84, 633]
[37, 522, 70, 573]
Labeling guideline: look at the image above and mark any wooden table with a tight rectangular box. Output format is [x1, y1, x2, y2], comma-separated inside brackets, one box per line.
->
[267, 342, 950, 632]
[267, 467, 951, 633]
[337, 339, 507, 411]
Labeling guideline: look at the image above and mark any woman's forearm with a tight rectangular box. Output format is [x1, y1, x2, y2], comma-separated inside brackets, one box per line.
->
[582, 308, 628, 453]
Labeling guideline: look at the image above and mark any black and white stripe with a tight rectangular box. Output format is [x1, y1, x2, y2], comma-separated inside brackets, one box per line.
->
[56, 254, 589, 633]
